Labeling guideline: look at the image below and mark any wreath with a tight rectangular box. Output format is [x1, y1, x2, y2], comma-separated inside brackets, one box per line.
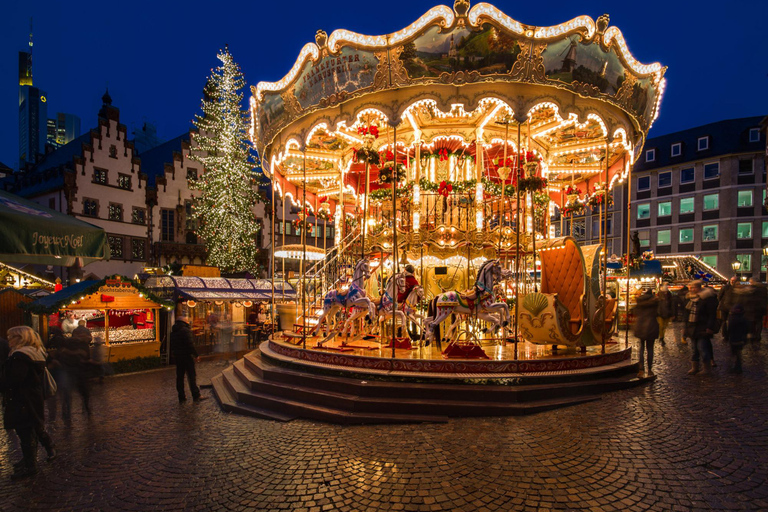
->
[354, 147, 380, 167]
[561, 200, 585, 217]
[378, 162, 406, 184]
[587, 190, 613, 209]
[518, 176, 548, 193]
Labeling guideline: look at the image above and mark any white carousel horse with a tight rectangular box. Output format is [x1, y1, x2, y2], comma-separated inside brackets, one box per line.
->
[374, 278, 425, 339]
[313, 259, 376, 340]
[424, 259, 511, 347]
[371, 272, 407, 337]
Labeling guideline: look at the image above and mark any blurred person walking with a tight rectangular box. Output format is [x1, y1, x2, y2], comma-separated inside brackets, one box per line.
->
[726, 304, 749, 374]
[718, 277, 737, 342]
[0, 327, 57, 479]
[686, 280, 719, 376]
[656, 284, 674, 345]
[633, 290, 659, 377]
[747, 277, 767, 342]
[170, 316, 207, 403]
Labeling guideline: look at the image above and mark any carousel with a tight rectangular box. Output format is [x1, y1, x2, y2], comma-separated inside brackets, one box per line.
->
[213, 1, 668, 422]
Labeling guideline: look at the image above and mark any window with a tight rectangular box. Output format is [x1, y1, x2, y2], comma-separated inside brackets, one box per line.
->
[737, 190, 753, 207]
[679, 197, 695, 214]
[763, 221, 768, 238]
[637, 204, 650, 219]
[638, 230, 650, 248]
[749, 128, 760, 143]
[679, 228, 694, 243]
[161, 209, 175, 242]
[109, 144, 118, 158]
[701, 255, 717, 268]
[326, 226, 333, 238]
[736, 254, 751, 272]
[697, 136, 709, 151]
[131, 238, 146, 260]
[187, 168, 198, 181]
[680, 167, 695, 183]
[738, 159, 753, 174]
[737, 222, 753, 239]
[83, 198, 98, 217]
[637, 176, 650, 191]
[117, 174, 132, 190]
[108, 203, 123, 222]
[702, 225, 719, 242]
[658, 171, 672, 188]
[108, 236, 123, 259]
[703, 162, 719, 179]
[131, 207, 146, 225]
[185, 200, 196, 232]
[703, 194, 719, 210]
[671, 143, 682, 157]
[645, 149, 655, 162]
[763, 255, 768, 272]
[658, 201, 672, 217]
[93, 168, 108, 184]
[284, 222, 292, 236]
[657, 230, 671, 245]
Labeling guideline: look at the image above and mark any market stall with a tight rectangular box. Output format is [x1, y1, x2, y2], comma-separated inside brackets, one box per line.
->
[143, 276, 296, 353]
[23, 276, 172, 362]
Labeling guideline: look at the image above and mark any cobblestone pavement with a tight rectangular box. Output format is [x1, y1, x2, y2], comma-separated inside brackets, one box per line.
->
[1, 324, 767, 511]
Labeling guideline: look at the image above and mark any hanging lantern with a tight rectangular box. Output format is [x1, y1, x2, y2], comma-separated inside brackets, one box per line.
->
[243, 300, 253, 308]
[214, 300, 224, 305]
[186, 300, 197, 308]
[233, 302, 243, 308]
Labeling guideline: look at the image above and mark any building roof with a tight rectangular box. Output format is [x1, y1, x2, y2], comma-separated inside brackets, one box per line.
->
[138, 132, 190, 187]
[634, 116, 765, 172]
[0, 161, 12, 173]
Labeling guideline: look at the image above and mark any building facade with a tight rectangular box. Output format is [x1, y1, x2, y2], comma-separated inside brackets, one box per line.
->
[631, 116, 767, 280]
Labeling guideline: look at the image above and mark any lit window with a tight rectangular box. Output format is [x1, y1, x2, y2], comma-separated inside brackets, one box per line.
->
[737, 222, 753, 239]
[749, 128, 760, 143]
[736, 254, 751, 271]
[703, 194, 719, 210]
[131, 239, 146, 260]
[118, 174, 132, 190]
[763, 255, 768, 272]
[658, 201, 672, 217]
[658, 172, 672, 188]
[637, 176, 650, 191]
[702, 225, 719, 242]
[701, 255, 717, 268]
[657, 230, 671, 245]
[737, 190, 753, 207]
[671, 143, 682, 157]
[132, 207, 146, 225]
[108, 236, 123, 258]
[637, 204, 650, 219]
[83, 199, 98, 217]
[645, 149, 655, 162]
[187, 168, 198, 181]
[679, 228, 694, 243]
[638, 230, 650, 247]
[93, 168, 108, 184]
[680, 167, 695, 183]
[108, 203, 123, 222]
[680, 197, 695, 214]
[763, 221, 768, 238]
[738, 159, 753, 174]
[697, 136, 709, 151]
[704, 162, 719, 179]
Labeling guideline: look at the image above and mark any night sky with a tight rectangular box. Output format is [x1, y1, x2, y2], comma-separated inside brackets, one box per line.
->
[2, 0, 767, 169]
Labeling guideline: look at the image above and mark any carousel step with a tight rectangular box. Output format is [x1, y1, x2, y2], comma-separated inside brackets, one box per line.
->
[233, 358, 605, 418]
[246, 350, 641, 404]
[225, 363, 447, 424]
[211, 372, 295, 422]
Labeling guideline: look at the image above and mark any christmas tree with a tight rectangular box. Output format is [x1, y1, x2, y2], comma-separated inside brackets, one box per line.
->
[189, 47, 262, 274]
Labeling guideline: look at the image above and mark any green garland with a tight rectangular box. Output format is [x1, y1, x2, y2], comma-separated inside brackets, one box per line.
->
[20, 275, 174, 315]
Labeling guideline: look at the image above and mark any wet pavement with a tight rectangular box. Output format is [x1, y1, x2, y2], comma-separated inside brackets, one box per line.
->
[1, 323, 767, 511]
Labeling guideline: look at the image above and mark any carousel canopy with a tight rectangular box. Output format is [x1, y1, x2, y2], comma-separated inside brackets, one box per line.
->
[250, 1, 666, 210]
[143, 276, 296, 302]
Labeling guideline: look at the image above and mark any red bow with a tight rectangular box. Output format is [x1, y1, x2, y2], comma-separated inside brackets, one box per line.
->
[318, 196, 328, 203]
[438, 180, 453, 197]
[386, 150, 395, 162]
[438, 148, 449, 161]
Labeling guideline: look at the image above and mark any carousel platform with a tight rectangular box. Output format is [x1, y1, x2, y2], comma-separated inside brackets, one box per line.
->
[211, 336, 653, 424]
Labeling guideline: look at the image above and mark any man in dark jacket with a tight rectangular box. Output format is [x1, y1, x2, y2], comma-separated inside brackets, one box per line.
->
[748, 278, 767, 341]
[687, 280, 719, 375]
[727, 304, 749, 374]
[633, 290, 659, 377]
[718, 277, 738, 342]
[170, 316, 206, 403]
[656, 284, 674, 345]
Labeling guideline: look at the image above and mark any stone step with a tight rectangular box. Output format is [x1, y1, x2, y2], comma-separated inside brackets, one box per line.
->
[245, 350, 644, 404]
[211, 372, 295, 422]
[233, 358, 605, 419]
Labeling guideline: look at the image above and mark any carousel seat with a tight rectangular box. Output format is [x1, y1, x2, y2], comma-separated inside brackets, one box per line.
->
[541, 241, 585, 329]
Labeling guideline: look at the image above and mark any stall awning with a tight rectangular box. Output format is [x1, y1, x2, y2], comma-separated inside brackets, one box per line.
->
[143, 276, 296, 302]
[0, 190, 109, 266]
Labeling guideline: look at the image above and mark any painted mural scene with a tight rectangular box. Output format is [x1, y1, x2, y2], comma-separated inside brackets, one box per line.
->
[1, 0, 768, 509]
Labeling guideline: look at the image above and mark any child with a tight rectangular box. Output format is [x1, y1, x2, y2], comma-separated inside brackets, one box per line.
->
[726, 304, 749, 374]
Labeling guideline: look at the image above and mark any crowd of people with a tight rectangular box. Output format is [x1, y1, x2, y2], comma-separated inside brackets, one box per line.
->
[631, 277, 767, 378]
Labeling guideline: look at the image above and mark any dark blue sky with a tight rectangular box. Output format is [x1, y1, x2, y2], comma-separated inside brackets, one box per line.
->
[2, 0, 767, 168]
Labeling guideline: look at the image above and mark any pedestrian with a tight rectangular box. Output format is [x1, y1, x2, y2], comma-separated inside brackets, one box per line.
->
[748, 277, 766, 342]
[686, 280, 719, 376]
[632, 289, 659, 377]
[61, 312, 77, 334]
[0, 326, 57, 479]
[656, 284, 674, 345]
[44, 328, 66, 423]
[718, 277, 738, 342]
[726, 304, 749, 374]
[675, 285, 689, 322]
[58, 327, 92, 421]
[170, 316, 207, 403]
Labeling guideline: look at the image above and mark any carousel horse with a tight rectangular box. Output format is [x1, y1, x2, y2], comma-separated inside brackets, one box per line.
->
[371, 272, 407, 337]
[374, 280, 425, 339]
[313, 258, 376, 340]
[424, 259, 511, 347]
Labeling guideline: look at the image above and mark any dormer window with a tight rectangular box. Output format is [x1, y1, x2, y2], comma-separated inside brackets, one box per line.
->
[671, 143, 681, 157]
[697, 136, 709, 151]
[749, 128, 760, 142]
[645, 149, 655, 162]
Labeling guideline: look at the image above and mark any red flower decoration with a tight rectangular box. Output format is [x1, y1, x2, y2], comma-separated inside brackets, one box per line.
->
[386, 150, 394, 161]
[370, 125, 379, 138]
[438, 148, 449, 161]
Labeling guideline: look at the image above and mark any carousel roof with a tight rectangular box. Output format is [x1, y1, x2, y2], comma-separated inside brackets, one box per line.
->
[250, 1, 667, 211]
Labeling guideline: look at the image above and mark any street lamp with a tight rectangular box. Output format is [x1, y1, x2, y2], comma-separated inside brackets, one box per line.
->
[763, 245, 768, 257]
[731, 260, 741, 272]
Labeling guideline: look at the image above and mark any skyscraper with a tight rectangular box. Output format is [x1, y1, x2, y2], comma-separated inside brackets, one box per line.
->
[18, 20, 47, 168]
